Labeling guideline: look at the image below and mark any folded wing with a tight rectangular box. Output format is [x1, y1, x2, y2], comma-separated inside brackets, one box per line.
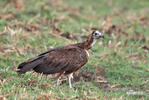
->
[17, 45, 88, 75]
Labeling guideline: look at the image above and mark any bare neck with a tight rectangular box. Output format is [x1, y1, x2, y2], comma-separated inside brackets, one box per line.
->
[76, 35, 96, 50]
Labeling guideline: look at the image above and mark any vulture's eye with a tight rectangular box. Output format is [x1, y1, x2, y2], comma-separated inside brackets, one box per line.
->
[94, 32, 98, 36]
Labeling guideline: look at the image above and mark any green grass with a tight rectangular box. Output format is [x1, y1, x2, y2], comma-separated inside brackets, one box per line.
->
[0, 0, 149, 99]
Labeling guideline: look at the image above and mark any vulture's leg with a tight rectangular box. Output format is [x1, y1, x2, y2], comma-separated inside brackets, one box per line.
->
[55, 72, 64, 86]
[68, 73, 73, 88]
[56, 78, 60, 86]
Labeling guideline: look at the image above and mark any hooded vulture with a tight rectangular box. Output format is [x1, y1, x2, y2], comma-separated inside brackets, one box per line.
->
[17, 30, 104, 88]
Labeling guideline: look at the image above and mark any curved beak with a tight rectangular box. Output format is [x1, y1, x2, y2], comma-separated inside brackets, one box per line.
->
[97, 34, 104, 39]
[99, 35, 104, 38]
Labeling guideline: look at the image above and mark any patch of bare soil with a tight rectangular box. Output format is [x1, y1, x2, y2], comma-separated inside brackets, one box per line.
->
[73, 68, 111, 91]
[73, 69, 96, 82]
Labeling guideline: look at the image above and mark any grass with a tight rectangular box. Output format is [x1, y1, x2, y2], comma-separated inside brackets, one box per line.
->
[0, 0, 149, 99]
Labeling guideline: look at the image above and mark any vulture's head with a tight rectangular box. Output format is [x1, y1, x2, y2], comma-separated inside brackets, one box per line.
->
[92, 30, 104, 39]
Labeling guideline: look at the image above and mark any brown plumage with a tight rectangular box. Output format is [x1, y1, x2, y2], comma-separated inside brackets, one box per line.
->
[17, 30, 104, 88]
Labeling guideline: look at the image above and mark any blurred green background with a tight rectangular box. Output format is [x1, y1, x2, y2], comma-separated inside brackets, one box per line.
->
[0, 0, 149, 99]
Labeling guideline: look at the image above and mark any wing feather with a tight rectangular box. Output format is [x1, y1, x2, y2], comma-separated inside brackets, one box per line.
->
[33, 45, 88, 74]
[18, 45, 88, 75]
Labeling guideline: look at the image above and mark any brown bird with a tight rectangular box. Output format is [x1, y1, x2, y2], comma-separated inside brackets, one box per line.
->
[17, 30, 104, 88]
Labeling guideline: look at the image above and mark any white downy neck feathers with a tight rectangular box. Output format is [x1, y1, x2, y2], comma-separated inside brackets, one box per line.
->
[91, 39, 96, 47]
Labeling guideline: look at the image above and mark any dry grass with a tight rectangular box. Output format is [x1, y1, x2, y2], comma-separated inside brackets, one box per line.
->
[0, 0, 149, 99]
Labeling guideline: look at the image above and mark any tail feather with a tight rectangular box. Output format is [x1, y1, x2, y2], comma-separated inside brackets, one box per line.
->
[17, 58, 43, 74]
[18, 62, 27, 69]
